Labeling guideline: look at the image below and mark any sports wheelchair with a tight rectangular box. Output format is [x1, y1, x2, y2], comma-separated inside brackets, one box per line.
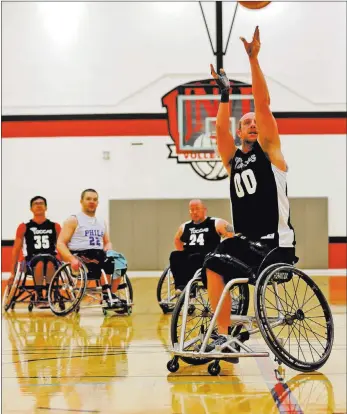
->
[47, 251, 133, 317]
[167, 248, 334, 375]
[3, 254, 61, 312]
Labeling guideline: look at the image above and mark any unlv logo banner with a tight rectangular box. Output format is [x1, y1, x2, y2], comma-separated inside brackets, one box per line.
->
[161, 78, 253, 181]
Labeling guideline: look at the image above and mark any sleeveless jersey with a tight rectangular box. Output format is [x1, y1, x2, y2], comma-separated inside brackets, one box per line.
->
[180, 217, 221, 254]
[68, 212, 105, 251]
[229, 141, 295, 247]
[23, 219, 58, 258]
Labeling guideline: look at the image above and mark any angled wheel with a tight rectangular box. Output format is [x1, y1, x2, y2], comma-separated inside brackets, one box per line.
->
[157, 267, 177, 313]
[2, 266, 25, 312]
[255, 264, 334, 372]
[48, 263, 87, 316]
[117, 274, 133, 303]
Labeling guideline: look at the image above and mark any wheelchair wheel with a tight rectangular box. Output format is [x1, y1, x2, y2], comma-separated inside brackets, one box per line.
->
[2, 267, 26, 312]
[157, 267, 177, 313]
[255, 264, 334, 372]
[171, 280, 250, 365]
[113, 274, 133, 314]
[3, 286, 10, 311]
[48, 264, 87, 316]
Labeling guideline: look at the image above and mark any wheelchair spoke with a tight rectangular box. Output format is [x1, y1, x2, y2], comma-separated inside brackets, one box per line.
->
[281, 282, 293, 314]
[282, 321, 297, 349]
[292, 322, 316, 362]
[302, 319, 328, 345]
[269, 286, 291, 313]
[305, 317, 328, 329]
[296, 322, 322, 360]
[301, 281, 309, 310]
[264, 301, 281, 312]
[304, 302, 324, 314]
[291, 274, 301, 311]
[292, 320, 307, 362]
[300, 291, 317, 311]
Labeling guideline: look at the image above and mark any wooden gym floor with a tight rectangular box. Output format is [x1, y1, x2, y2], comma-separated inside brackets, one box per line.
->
[1, 276, 346, 414]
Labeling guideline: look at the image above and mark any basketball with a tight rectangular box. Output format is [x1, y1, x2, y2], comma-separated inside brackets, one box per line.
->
[238, 1, 271, 10]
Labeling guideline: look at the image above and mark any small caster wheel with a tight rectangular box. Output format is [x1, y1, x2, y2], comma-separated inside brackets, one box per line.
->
[75, 306, 80, 313]
[188, 305, 196, 315]
[28, 303, 34, 312]
[208, 361, 221, 376]
[4, 304, 10, 312]
[161, 305, 170, 314]
[126, 307, 132, 316]
[167, 359, 179, 373]
[11, 302, 16, 310]
[103, 309, 107, 316]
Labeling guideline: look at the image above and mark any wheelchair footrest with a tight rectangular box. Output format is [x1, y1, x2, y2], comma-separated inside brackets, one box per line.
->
[171, 349, 269, 359]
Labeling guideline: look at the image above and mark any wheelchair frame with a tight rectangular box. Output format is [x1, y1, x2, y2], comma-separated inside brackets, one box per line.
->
[47, 257, 133, 317]
[3, 254, 61, 312]
[168, 257, 334, 375]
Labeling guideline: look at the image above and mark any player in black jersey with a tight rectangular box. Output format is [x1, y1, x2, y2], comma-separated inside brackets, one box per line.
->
[8, 196, 61, 303]
[205, 27, 297, 353]
[170, 199, 233, 293]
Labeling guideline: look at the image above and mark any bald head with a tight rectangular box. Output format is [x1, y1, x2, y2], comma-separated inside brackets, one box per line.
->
[189, 199, 207, 223]
[237, 112, 258, 143]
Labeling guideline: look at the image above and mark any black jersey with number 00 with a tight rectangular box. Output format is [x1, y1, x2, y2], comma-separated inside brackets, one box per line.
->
[180, 217, 221, 254]
[229, 142, 295, 247]
[24, 220, 57, 259]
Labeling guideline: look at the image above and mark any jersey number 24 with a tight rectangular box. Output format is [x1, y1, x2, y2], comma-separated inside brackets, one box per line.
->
[234, 169, 257, 198]
[189, 233, 204, 246]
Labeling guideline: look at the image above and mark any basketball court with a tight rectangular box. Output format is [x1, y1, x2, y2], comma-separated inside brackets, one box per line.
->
[1, 2, 346, 413]
[1, 275, 346, 414]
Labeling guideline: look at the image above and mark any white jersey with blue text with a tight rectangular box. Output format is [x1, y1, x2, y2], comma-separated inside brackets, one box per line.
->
[68, 212, 106, 251]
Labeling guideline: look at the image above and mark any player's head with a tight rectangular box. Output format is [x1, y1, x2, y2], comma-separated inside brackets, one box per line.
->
[80, 189, 99, 215]
[30, 196, 47, 217]
[237, 112, 258, 143]
[189, 199, 207, 223]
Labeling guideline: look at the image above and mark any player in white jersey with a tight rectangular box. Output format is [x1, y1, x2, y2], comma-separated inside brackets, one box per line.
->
[57, 189, 124, 308]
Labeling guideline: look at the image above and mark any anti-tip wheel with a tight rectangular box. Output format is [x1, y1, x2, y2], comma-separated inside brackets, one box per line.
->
[103, 308, 107, 316]
[167, 359, 179, 373]
[208, 361, 221, 376]
[28, 303, 34, 312]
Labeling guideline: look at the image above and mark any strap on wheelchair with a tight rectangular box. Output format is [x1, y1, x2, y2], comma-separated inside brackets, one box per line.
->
[106, 250, 128, 280]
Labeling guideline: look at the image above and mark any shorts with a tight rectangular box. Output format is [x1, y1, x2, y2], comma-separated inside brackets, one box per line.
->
[169, 250, 206, 289]
[203, 236, 296, 286]
[71, 249, 115, 280]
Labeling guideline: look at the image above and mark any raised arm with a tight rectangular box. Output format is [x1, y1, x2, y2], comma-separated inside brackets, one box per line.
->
[210, 64, 237, 174]
[174, 224, 184, 251]
[240, 27, 287, 172]
[215, 218, 234, 240]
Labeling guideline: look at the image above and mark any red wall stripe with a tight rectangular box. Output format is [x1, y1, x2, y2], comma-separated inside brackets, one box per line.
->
[2, 117, 346, 138]
[2, 243, 346, 272]
[329, 243, 347, 269]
